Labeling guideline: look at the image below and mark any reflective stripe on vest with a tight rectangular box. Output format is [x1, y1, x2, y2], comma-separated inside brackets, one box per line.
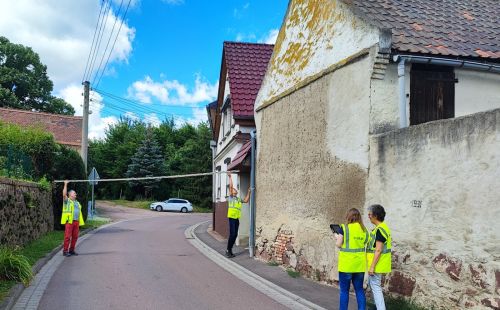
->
[227, 197, 242, 219]
[60, 199, 85, 226]
[338, 223, 368, 273]
[366, 222, 391, 273]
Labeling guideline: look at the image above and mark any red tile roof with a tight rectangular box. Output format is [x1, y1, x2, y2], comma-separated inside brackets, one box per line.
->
[0, 108, 82, 147]
[227, 141, 251, 171]
[346, 0, 500, 59]
[224, 42, 274, 118]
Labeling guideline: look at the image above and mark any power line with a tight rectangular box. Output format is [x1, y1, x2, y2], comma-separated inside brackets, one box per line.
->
[94, 0, 133, 88]
[82, 0, 106, 83]
[91, 0, 125, 86]
[87, 0, 111, 83]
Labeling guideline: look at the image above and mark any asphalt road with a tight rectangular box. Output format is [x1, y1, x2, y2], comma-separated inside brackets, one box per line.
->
[38, 203, 287, 310]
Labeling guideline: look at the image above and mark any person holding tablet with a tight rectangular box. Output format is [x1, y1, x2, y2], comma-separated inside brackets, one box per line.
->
[333, 208, 369, 310]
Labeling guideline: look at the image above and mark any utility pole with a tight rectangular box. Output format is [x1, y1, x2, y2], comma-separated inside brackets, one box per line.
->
[82, 81, 90, 172]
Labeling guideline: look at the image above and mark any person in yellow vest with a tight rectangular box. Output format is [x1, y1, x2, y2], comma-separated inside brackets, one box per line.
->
[61, 180, 85, 257]
[367, 204, 391, 310]
[225, 173, 251, 258]
[334, 208, 368, 310]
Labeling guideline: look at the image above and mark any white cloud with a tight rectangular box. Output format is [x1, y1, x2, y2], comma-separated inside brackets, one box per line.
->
[0, 0, 135, 92]
[236, 33, 256, 42]
[234, 2, 250, 19]
[128, 75, 218, 105]
[58, 84, 118, 140]
[144, 113, 161, 127]
[259, 29, 279, 44]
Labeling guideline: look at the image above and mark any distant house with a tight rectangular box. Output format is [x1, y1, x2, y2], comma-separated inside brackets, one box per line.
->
[253, 0, 499, 308]
[0, 107, 83, 152]
[206, 42, 274, 245]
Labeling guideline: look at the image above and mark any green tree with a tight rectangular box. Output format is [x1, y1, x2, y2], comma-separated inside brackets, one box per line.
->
[126, 128, 166, 199]
[0, 36, 74, 115]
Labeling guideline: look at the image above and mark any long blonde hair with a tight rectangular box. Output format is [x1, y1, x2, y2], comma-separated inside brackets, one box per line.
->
[346, 208, 366, 232]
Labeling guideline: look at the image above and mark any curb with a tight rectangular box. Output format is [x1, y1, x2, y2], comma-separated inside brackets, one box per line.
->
[0, 224, 107, 310]
[185, 221, 328, 310]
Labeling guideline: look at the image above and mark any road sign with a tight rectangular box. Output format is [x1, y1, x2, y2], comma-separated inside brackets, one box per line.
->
[88, 167, 100, 185]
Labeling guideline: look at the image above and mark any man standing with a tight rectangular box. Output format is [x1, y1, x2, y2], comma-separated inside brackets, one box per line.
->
[226, 173, 251, 258]
[61, 180, 85, 257]
[367, 204, 392, 310]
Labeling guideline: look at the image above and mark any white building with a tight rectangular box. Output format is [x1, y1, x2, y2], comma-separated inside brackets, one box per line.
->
[206, 41, 274, 245]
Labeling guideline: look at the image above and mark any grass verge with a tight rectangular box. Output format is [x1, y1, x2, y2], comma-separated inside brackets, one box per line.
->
[0, 219, 109, 304]
[368, 296, 430, 310]
[193, 206, 212, 213]
[105, 199, 152, 210]
[267, 261, 279, 266]
[286, 269, 300, 278]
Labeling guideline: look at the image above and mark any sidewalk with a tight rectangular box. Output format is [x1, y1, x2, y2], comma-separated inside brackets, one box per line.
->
[193, 221, 358, 310]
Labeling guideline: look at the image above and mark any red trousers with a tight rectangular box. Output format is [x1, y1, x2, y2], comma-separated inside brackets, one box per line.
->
[63, 221, 80, 253]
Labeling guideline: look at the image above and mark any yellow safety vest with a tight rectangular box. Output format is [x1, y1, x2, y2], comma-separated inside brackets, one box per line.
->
[367, 222, 391, 273]
[338, 223, 368, 273]
[227, 197, 242, 219]
[60, 199, 85, 226]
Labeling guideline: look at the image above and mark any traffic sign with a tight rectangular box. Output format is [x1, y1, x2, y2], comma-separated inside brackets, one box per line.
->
[88, 167, 100, 185]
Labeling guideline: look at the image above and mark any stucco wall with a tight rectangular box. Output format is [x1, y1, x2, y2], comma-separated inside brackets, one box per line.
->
[455, 69, 500, 117]
[255, 55, 373, 282]
[0, 178, 54, 246]
[366, 109, 500, 309]
[255, 0, 379, 111]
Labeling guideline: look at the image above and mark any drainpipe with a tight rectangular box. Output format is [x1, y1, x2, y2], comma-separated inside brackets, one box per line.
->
[210, 140, 217, 228]
[249, 130, 257, 257]
[397, 58, 407, 128]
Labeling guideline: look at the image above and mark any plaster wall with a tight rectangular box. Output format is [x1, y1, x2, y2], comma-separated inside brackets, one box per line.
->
[366, 109, 500, 309]
[255, 57, 372, 281]
[254, 0, 379, 111]
[455, 69, 500, 117]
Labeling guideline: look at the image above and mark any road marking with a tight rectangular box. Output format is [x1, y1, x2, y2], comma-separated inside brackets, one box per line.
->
[185, 221, 328, 310]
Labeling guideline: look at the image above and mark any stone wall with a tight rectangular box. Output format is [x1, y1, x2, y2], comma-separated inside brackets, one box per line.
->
[0, 178, 54, 246]
[367, 109, 500, 309]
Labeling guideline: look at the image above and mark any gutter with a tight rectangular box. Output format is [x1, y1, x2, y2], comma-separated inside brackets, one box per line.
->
[393, 54, 500, 128]
[249, 130, 257, 257]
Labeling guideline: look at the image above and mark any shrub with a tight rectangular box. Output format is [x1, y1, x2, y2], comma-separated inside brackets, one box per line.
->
[0, 247, 33, 286]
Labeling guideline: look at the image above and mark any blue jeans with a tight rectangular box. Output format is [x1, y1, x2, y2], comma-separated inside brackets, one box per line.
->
[227, 218, 239, 252]
[339, 272, 366, 310]
[368, 274, 385, 310]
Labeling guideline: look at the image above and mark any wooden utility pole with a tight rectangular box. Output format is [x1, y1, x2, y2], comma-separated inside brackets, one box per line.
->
[82, 81, 90, 172]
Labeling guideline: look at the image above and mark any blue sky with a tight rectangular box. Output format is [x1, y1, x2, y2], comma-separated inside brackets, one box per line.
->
[0, 0, 288, 138]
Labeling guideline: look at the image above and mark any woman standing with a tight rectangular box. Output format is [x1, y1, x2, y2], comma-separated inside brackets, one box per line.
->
[335, 208, 369, 310]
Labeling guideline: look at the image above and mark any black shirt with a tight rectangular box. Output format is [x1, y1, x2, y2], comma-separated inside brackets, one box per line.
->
[375, 229, 386, 243]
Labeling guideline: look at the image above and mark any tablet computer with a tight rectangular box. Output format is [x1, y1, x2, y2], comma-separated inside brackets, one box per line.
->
[330, 224, 343, 235]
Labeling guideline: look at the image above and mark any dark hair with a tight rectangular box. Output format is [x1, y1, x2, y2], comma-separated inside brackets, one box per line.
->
[368, 204, 386, 221]
[346, 208, 366, 232]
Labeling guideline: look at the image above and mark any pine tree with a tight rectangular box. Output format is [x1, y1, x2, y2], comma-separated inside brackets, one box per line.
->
[126, 128, 166, 199]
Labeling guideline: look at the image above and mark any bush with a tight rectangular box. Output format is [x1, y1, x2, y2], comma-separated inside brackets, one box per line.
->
[0, 247, 33, 286]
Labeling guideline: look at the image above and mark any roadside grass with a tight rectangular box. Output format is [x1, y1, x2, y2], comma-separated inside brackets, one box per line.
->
[106, 199, 212, 213]
[286, 269, 300, 278]
[368, 296, 430, 310]
[105, 199, 152, 210]
[267, 261, 279, 266]
[0, 219, 109, 304]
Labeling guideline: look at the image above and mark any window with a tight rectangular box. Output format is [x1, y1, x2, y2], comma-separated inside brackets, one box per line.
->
[224, 108, 231, 136]
[216, 166, 221, 199]
[410, 64, 456, 125]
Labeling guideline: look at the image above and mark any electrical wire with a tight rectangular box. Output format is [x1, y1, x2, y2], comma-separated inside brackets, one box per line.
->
[82, 0, 106, 83]
[91, 0, 125, 86]
[87, 0, 111, 84]
[94, 0, 133, 88]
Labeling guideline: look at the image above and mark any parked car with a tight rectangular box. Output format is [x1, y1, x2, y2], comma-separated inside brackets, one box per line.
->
[150, 198, 193, 213]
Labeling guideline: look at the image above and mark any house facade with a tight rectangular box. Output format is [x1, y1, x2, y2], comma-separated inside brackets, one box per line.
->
[207, 42, 273, 245]
[0, 107, 83, 152]
[253, 0, 500, 308]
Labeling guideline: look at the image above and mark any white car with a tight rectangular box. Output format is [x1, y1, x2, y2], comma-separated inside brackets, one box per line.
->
[150, 198, 193, 213]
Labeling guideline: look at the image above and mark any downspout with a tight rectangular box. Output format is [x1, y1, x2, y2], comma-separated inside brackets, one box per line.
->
[249, 130, 257, 257]
[397, 58, 407, 128]
[210, 140, 217, 229]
